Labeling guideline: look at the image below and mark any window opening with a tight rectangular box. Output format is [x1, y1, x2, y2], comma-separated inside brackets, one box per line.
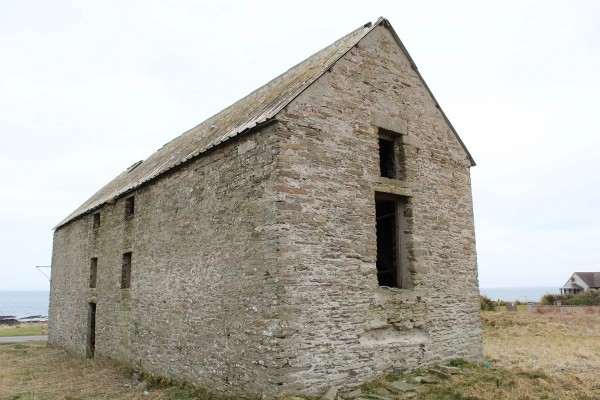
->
[93, 213, 100, 229]
[121, 252, 132, 289]
[375, 195, 407, 288]
[125, 197, 135, 218]
[378, 128, 406, 180]
[379, 136, 395, 178]
[89, 258, 98, 288]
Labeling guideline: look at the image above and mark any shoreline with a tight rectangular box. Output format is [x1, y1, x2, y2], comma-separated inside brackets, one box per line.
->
[0, 316, 48, 325]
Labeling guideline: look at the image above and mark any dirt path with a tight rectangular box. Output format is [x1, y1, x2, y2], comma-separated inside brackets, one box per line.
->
[0, 335, 47, 343]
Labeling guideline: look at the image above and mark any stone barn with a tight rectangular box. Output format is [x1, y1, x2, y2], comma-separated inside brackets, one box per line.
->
[49, 17, 482, 398]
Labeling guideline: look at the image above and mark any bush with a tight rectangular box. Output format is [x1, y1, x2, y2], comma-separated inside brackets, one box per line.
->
[565, 290, 600, 306]
[540, 291, 600, 306]
[480, 295, 496, 311]
[540, 294, 558, 305]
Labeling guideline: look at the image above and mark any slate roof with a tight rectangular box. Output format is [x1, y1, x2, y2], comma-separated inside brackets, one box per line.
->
[572, 272, 600, 288]
[561, 282, 583, 290]
[56, 17, 474, 229]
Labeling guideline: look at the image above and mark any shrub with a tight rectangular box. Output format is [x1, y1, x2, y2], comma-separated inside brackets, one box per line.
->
[565, 290, 600, 306]
[539, 291, 600, 308]
[448, 358, 476, 368]
[480, 295, 496, 311]
[540, 294, 559, 305]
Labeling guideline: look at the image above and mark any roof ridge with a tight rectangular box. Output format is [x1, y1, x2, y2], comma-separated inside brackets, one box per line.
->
[181, 21, 375, 138]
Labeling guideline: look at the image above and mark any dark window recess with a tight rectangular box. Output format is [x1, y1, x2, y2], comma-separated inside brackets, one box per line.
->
[379, 137, 396, 178]
[93, 213, 100, 229]
[121, 252, 132, 289]
[89, 258, 98, 288]
[376, 198, 398, 287]
[87, 302, 96, 358]
[375, 195, 407, 288]
[125, 197, 135, 218]
[378, 128, 406, 180]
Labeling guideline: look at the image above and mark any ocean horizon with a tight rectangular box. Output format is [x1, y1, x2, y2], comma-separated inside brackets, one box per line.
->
[479, 286, 559, 302]
[0, 290, 50, 319]
[0, 286, 560, 318]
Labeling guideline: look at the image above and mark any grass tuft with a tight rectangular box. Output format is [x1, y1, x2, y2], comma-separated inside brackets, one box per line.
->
[359, 381, 378, 393]
[448, 358, 475, 368]
[384, 373, 401, 382]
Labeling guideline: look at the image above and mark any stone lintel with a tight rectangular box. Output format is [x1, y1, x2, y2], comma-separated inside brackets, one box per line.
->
[372, 177, 412, 197]
[371, 114, 408, 135]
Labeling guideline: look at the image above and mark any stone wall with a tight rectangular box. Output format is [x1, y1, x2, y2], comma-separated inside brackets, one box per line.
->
[271, 25, 481, 394]
[49, 218, 93, 356]
[50, 124, 292, 397]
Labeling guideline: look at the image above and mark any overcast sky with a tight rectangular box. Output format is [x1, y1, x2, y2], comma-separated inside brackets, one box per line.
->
[1, 1, 598, 291]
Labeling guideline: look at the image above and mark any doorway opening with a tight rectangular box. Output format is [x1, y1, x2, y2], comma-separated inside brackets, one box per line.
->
[87, 303, 96, 358]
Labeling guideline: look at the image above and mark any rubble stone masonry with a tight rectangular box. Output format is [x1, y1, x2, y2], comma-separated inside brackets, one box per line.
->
[49, 24, 481, 398]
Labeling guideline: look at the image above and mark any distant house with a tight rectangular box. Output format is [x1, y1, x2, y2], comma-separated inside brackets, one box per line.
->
[49, 17, 481, 397]
[560, 272, 600, 295]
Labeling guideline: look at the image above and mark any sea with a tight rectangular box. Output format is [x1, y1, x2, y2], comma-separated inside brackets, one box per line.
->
[479, 287, 559, 303]
[0, 291, 50, 319]
[0, 287, 559, 319]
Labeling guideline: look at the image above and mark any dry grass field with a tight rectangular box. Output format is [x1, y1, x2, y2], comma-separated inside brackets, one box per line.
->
[1, 310, 599, 399]
[484, 309, 600, 376]
[0, 341, 202, 400]
[432, 309, 600, 400]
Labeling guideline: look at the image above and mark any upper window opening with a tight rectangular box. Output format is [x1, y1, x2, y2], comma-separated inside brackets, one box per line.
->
[379, 137, 395, 178]
[378, 128, 405, 180]
[125, 197, 135, 218]
[93, 213, 100, 229]
[89, 257, 98, 288]
[121, 252, 132, 289]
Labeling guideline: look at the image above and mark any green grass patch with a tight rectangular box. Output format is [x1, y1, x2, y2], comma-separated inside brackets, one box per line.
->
[0, 324, 47, 337]
[161, 387, 199, 399]
[359, 381, 378, 393]
[448, 358, 476, 368]
[494, 305, 528, 312]
[384, 372, 401, 382]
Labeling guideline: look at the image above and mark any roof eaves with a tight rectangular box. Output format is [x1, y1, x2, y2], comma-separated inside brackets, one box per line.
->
[53, 117, 278, 230]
